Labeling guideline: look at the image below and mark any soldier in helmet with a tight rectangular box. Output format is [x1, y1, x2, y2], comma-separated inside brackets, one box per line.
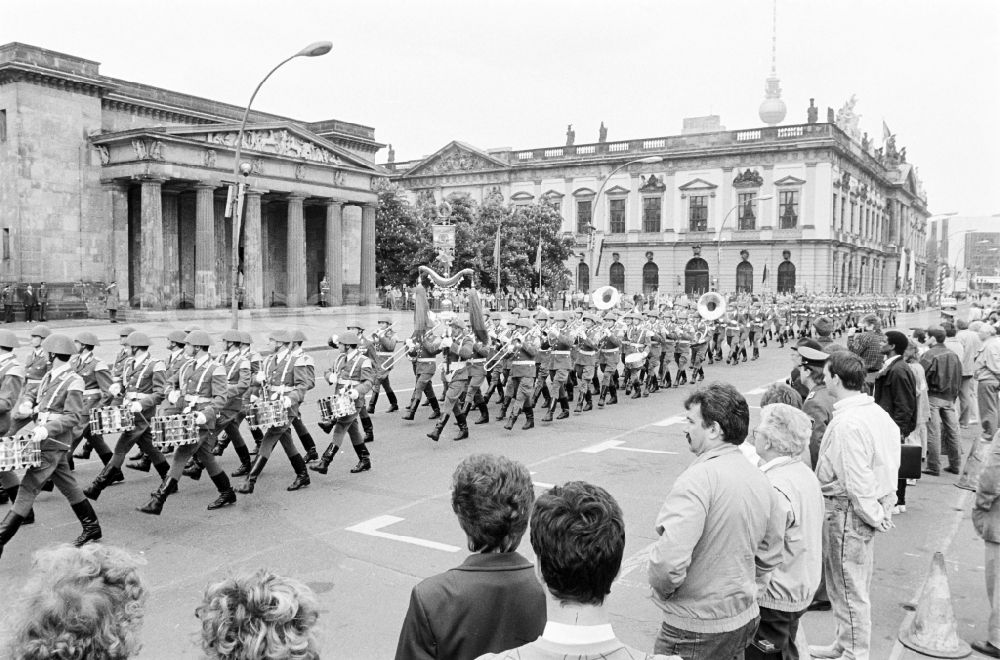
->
[597, 312, 623, 406]
[202, 329, 253, 478]
[427, 317, 473, 441]
[0, 333, 102, 559]
[287, 330, 320, 462]
[368, 317, 400, 414]
[541, 312, 574, 421]
[401, 323, 443, 422]
[11, 325, 53, 436]
[82, 331, 170, 501]
[529, 309, 553, 412]
[0, 330, 27, 511]
[345, 322, 377, 443]
[501, 318, 539, 430]
[66, 331, 117, 476]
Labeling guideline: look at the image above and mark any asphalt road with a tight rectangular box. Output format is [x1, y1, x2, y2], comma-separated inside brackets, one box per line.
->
[0, 305, 989, 659]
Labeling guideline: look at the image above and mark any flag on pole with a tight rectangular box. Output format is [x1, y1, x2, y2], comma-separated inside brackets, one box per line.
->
[535, 242, 542, 273]
[493, 226, 501, 288]
[762, 263, 768, 283]
[882, 120, 892, 141]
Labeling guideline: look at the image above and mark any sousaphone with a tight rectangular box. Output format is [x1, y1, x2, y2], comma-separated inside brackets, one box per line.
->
[697, 292, 726, 321]
[592, 286, 621, 311]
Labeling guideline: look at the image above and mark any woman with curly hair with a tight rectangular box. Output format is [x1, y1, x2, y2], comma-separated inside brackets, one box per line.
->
[196, 569, 321, 660]
[7, 543, 147, 660]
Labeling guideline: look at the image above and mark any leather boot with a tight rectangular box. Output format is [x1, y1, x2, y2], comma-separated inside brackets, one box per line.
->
[207, 472, 237, 510]
[236, 456, 268, 494]
[630, 377, 642, 399]
[318, 419, 334, 433]
[752, 347, 760, 360]
[496, 397, 511, 422]
[473, 392, 489, 424]
[231, 458, 252, 478]
[127, 448, 144, 461]
[213, 432, 230, 456]
[386, 401, 399, 413]
[0, 510, 26, 559]
[542, 400, 555, 422]
[286, 455, 311, 491]
[521, 406, 534, 430]
[427, 396, 441, 420]
[504, 405, 520, 430]
[608, 384, 619, 405]
[70, 500, 102, 547]
[452, 413, 469, 441]
[556, 398, 570, 419]
[126, 454, 151, 472]
[350, 444, 371, 473]
[574, 391, 584, 413]
[401, 398, 419, 421]
[582, 392, 593, 412]
[153, 460, 170, 480]
[662, 371, 672, 389]
[4, 487, 33, 525]
[367, 390, 379, 414]
[41, 480, 54, 492]
[83, 463, 116, 500]
[183, 457, 203, 480]
[138, 477, 177, 515]
[427, 414, 450, 441]
[73, 441, 93, 460]
[310, 443, 339, 475]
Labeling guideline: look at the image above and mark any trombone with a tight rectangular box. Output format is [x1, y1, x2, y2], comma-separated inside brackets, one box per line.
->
[483, 329, 533, 372]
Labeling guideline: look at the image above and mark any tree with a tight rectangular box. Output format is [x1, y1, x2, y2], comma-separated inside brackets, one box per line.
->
[375, 185, 435, 287]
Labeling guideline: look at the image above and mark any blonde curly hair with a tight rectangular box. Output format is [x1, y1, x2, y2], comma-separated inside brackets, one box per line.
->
[196, 569, 320, 660]
[8, 543, 147, 660]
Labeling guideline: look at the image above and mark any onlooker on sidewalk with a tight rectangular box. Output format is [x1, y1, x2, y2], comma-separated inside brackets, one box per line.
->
[847, 313, 885, 393]
[904, 343, 931, 456]
[920, 327, 964, 476]
[872, 331, 917, 513]
[958, 320, 983, 427]
[396, 454, 544, 660]
[648, 383, 783, 660]
[748, 403, 824, 660]
[972, 440, 1000, 658]
[106, 282, 119, 323]
[1, 284, 13, 323]
[22, 285, 36, 323]
[476, 481, 680, 660]
[809, 351, 899, 660]
[37, 282, 48, 322]
[977, 323, 1000, 447]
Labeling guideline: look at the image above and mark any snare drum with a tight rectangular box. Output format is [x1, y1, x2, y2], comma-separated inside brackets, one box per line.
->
[151, 413, 199, 449]
[247, 399, 288, 430]
[89, 405, 135, 435]
[318, 394, 355, 422]
[0, 435, 42, 472]
[624, 351, 648, 368]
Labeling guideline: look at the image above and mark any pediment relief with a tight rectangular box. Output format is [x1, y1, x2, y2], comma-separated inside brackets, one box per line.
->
[406, 141, 508, 176]
[198, 128, 343, 166]
[605, 185, 630, 196]
[774, 175, 807, 187]
[510, 191, 535, 201]
[678, 178, 718, 191]
[541, 190, 565, 199]
[639, 174, 666, 193]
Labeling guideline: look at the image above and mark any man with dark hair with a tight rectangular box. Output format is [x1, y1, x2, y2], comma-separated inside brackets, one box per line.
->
[910, 328, 929, 357]
[920, 326, 963, 476]
[873, 331, 917, 513]
[649, 382, 783, 660]
[809, 351, 899, 660]
[397, 454, 544, 660]
[847, 313, 885, 393]
[478, 481, 679, 660]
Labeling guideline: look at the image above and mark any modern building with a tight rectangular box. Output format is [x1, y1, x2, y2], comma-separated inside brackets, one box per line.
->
[0, 42, 386, 312]
[928, 216, 1000, 294]
[388, 106, 930, 297]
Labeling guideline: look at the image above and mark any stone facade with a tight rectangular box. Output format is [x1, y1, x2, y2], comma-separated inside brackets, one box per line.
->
[0, 42, 386, 312]
[389, 123, 929, 297]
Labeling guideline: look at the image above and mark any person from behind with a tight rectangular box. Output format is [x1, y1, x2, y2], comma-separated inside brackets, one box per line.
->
[477, 481, 680, 660]
[6, 543, 147, 660]
[920, 326, 964, 477]
[396, 454, 544, 660]
[197, 569, 320, 660]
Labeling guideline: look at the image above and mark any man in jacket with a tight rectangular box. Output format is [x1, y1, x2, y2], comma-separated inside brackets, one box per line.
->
[873, 331, 917, 512]
[22, 285, 36, 323]
[972, 441, 1000, 658]
[798, 345, 836, 470]
[920, 327, 964, 476]
[847, 314, 885, 393]
[957, 319, 983, 427]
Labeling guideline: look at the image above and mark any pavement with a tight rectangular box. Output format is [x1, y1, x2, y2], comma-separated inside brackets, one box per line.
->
[0, 304, 993, 659]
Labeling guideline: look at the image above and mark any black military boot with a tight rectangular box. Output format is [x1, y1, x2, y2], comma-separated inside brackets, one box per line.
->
[452, 412, 469, 441]
[73, 440, 93, 460]
[401, 397, 419, 421]
[70, 500, 102, 547]
[0, 510, 26, 559]
[127, 447, 144, 461]
[236, 456, 268, 494]
[350, 444, 371, 473]
[286, 455, 311, 491]
[3, 487, 33, 525]
[598, 386, 607, 408]
[583, 391, 594, 412]
[318, 418, 334, 433]
[504, 405, 520, 430]
[183, 457, 204, 481]
[310, 443, 339, 475]
[207, 472, 237, 510]
[677, 370, 687, 386]
[427, 414, 450, 441]
[126, 454, 151, 472]
[662, 370, 672, 389]
[83, 463, 116, 501]
[213, 432, 230, 457]
[752, 346, 760, 360]
[427, 396, 442, 421]
[496, 397, 511, 422]
[556, 398, 570, 419]
[138, 478, 177, 515]
[367, 390, 379, 414]
[607, 384, 619, 405]
[473, 391, 490, 424]
[630, 375, 642, 399]
[542, 399, 555, 422]
[360, 413, 374, 444]
[521, 406, 534, 430]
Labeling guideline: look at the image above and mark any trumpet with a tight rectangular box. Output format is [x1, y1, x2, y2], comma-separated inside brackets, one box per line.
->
[370, 321, 397, 342]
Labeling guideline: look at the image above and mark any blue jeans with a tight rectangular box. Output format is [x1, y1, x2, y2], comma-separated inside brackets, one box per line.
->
[926, 396, 961, 473]
[823, 497, 878, 660]
[653, 617, 758, 660]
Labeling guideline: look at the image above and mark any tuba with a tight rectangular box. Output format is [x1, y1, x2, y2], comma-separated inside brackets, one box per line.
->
[592, 286, 621, 311]
[697, 292, 727, 321]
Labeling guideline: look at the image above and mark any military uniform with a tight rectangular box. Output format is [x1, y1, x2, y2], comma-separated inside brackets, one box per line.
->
[428, 321, 473, 441]
[67, 346, 115, 470]
[11, 345, 51, 435]
[0, 345, 26, 501]
[402, 333, 442, 421]
[312, 336, 375, 473]
[572, 319, 600, 412]
[210, 342, 253, 477]
[463, 337, 492, 425]
[502, 321, 539, 430]
[368, 323, 399, 414]
[542, 316, 574, 421]
[598, 317, 623, 406]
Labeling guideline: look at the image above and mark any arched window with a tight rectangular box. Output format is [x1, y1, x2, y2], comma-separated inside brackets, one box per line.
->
[684, 258, 710, 295]
[642, 262, 659, 295]
[577, 262, 590, 293]
[777, 261, 796, 293]
[736, 261, 754, 293]
[609, 262, 625, 292]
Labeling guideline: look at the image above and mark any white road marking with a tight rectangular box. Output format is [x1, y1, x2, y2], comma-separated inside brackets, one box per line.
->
[529, 472, 555, 490]
[580, 440, 677, 455]
[345, 515, 461, 553]
[653, 415, 686, 427]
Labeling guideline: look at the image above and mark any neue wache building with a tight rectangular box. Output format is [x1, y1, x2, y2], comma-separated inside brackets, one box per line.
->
[0, 43, 386, 313]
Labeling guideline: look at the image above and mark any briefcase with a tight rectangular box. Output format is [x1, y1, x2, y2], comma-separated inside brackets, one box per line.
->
[899, 444, 923, 480]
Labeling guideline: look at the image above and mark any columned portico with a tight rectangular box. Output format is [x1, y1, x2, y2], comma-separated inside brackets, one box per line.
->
[244, 189, 264, 309]
[286, 194, 308, 308]
[325, 200, 345, 306]
[139, 178, 165, 309]
[194, 184, 217, 309]
[360, 203, 377, 305]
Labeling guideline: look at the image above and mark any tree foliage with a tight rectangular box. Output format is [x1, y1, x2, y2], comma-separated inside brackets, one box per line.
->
[374, 185, 436, 287]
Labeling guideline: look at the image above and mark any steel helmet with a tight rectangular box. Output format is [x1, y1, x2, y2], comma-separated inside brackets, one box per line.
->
[118, 325, 137, 337]
[30, 324, 52, 339]
[185, 330, 212, 348]
[0, 330, 18, 349]
[221, 329, 243, 343]
[125, 331, 152, 348]
[42, 333, 76, 355]
[269, 329, 291, 343]
[238, 331, 253, 345]
[75, 331, 100, 347]
[183, 324, 201, 333]
[290, 329, 308, 343]
[167, 329, 188, 344]
[338, 331, 360, 346]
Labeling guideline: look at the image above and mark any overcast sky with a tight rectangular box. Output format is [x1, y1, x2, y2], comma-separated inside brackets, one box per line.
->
[4, 0, 998, 216]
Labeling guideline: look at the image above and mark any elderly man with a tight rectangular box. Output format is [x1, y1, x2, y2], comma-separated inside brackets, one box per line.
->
[872, 331, 917, 513]
[957, 319, 984, 427]
[920, 327, 964, 477]
[847, 313, 885, 393]
[649, 382, 783, 660]
[809, 351, 900, 660]
[749, 403, 824, 660]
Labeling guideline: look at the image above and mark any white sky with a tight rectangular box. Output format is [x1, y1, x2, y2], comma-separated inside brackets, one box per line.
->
[4, 0, 999, 216]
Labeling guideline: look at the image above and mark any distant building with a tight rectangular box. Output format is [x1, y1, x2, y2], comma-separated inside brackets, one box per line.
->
[0, 42, 386, 312]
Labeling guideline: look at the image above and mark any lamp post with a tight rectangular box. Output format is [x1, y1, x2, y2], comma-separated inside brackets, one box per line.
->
[715, 194, 773, 292]
[228, 41, 332, 329]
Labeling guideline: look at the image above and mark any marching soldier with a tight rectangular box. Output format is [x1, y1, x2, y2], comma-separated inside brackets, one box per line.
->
[542, 312, 573, 422]
[288, 330, 320, 461]
[484, 316, 514, 406]
[658, 313, 676, 388]
[311, 331, 375, 473]
[0, 334, 102, 559]
[82, 331, 170, 501]
[529, 310, 553, 411]
[750, 304, 766, 359]
[572, 314, 599, 412]
[197, 329, 252, 479]
[674, 318, 692, 386]
[597, 313, 622, 406]
[621, 312, 648, 398]
[235, 329, 314, 494]
[1, 284, 12, 323]
[233, 330, 264, 463]
[77, 326, 132, 462]
[0, 330, 27, 512]
[644, 311, 664, 395]
[11, 325, 53, 436]
[725, 311, 742, 365]
[689, 317, 709, 384]
[463, 328, 492, 425]
[502, 318, 539, 430]
[401, 325, 442, 421]
[67, 332, 117, 474]
[140, 330, 237, 514]
[427, 318, 473, 441]
[367, 318, 400, 414]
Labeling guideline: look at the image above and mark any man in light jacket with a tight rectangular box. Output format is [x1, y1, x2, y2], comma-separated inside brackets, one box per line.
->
[749, 403, 824, 660]
[649, 382, 784, 660]
[920, 326, 964, 477]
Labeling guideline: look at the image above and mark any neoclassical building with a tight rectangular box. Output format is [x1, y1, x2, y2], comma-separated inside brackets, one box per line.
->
[389, 109, 929, 297]
[0, 42, 385, 310]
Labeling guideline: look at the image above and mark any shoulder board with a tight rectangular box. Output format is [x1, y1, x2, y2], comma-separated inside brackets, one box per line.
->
[151, 360, 166, 372]
[66, 373, 85, 391]
[295, 354, 315, 367]
[7, 365, 26, 379]
[94, 360, 109, 371]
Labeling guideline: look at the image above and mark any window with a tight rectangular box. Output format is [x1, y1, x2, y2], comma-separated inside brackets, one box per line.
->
[850, 202, 856, 233]
[684, 258, 710, 294]
[779, 190, 799, 229]
[736, 261, 753, 293]
[642, 262, 659, 295]
[609, 198, 626, 233]
[642, 197, 662, 233]
[689, 196, 708, 232]
[737, 192, 757, 230]
[777, 261, 796, 293]
[576, 200, 592, 234]
[577, 262, 590, 292]
[609, 262, 625, 291]
[2, 229, 8, 260]
[0, 109, 6, 142]
[840, 195, 846, 231]
[832, 194, 837, 229]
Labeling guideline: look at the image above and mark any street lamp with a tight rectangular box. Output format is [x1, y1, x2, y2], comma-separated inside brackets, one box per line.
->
[715, 194, 773, 291]
[588, 155, 663, 277]
[228, 40, 333, 329]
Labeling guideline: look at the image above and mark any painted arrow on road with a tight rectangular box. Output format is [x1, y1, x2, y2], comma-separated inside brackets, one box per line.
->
[345, 515, 461, 553]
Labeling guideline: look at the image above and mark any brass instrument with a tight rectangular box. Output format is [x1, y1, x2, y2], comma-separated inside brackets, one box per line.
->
[593, 286, 621, 311]
[370, 321, 397, 342]
[483, 330, 525, 372]
[697, 292, 727, 322]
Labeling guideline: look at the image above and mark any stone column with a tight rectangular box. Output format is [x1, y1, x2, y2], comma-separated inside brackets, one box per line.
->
[244, 190, 264, 309]
[325, 200, 345, 306]
[286, 194, 307, 307]
[360, 203, 377, 305]
[108, 182, 129, 290]
[162, 191, 180, 307]
[194, 184, 217, 309]
[139, 178, 165, 309]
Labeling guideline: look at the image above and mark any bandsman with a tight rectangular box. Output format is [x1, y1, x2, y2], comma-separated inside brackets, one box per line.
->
[368, 317, 400, 414]
[311, 331, 374, 473]
[501, 318, 540, 429]
[427, 317, 473, 441]
[542, 311, 573, 421]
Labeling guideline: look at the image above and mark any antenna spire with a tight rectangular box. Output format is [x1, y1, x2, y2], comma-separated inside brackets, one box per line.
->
[770, 0, 777, 74]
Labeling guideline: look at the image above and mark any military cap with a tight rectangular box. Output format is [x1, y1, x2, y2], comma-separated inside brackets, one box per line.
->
[269, 329, 292, 343]
[0, 330, 19, 349]
[75, 331, 100, 347]
[221, 329, 243, 343]
[30, 324, 52, 339]
[42, 333, 76, 356]
[516, 319, 534, 329]
[167, 329, 188, 344]
[339, 331, 361, 345]
[125, 331, 152, 348]
[450, 317, 466, 329]
[118, 325, 136, 337]
[185, 330, 212, 348]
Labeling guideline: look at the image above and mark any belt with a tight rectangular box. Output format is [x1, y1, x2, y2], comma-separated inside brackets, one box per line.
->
[513, 360, 535, 365]
[339, 379, 360, 386]
[449, 361, 468, 370]
[470, 358, 488, 364]
[83, 388, 102, 395]
[26, 378, 42, 385]
[185, 395, 213, 403]
[601, 348, 619, 353]
[578, 350, 595, 356]
[271, 385, 295, 393]
[417, 358, 437, 363]
[552, 350, 571, 355]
